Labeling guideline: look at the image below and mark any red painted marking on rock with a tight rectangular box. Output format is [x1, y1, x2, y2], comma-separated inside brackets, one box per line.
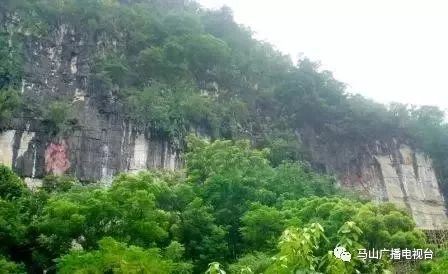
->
[45, 141, 70, 175]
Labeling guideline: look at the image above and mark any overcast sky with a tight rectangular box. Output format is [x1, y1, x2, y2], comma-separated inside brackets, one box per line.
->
[198, 0, 448, 111]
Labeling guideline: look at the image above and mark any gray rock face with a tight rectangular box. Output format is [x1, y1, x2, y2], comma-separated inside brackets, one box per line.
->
[300, 127, 448, 229]
[0, 20, 446, 229]
[0, 21, 181, 183]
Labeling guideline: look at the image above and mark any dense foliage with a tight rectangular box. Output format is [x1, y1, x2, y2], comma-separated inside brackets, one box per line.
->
[1, 0, 447, 182]
[0, 137, 439, 273]
[0, 3, 446, 152]
[0, 1, 447, 273]
[0, 29, 23, 129]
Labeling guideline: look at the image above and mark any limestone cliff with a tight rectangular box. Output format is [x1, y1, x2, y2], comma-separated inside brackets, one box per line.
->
[0, 22, 181, 184]
[301, 128, 447, 230]
[0, 18, 446, 230]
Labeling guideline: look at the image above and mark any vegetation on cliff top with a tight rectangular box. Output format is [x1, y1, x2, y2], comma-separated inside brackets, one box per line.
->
[0, 0, 447, 178]
[0, 1, 448, 273]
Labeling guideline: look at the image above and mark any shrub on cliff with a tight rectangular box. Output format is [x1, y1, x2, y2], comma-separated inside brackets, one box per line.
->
[0, 89, 22, 129]
[41, 101, 78, 137]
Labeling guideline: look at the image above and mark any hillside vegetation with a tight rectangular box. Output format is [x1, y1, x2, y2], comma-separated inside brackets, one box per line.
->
[1, 137, 446, 273]
[1, 0, 447, 172]
[0, 0, 448, 273]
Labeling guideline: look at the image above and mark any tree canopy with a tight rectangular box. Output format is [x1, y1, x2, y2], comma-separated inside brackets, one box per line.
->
[0, 1, 447, 273]
[0, 136, 439, 273]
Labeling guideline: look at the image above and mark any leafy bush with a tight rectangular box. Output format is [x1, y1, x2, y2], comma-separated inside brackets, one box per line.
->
[0, 256, 26, 274]
[41, 101, 77, 136]
[0, 1, 445, 273]
[0, 138, 435, 273]
[0, 165, 27, 200]
[57, 237, 182, 274]
[0, 89, 22, 128]
[41, 175, 77, 193]
[0, 34, 23, 90]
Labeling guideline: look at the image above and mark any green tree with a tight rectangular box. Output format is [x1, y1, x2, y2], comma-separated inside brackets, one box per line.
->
[0, 34, 23, 89]
[34, 182, 171, 269]
[41, 175, 76, 193]
[0, 199, 27, 255]
[173, 197, 228, 272]
[205, 262, 226, 274]
[265, 223, 326, 274]
[0, 165, 28, 201]
[268, 163, 338, 200]
[420, 249, 448, 274]
[240, 203, 284, 251]
[353, 203, 425, 250]
[0, 89, 21, 128]
[185, 34, 230, 79]
[41, 101, 77, 136]
[0, 256, 26, 274]
[57, 237, 177, 274]
[186, 137, 273, 258]
[229, 252, 272, 274]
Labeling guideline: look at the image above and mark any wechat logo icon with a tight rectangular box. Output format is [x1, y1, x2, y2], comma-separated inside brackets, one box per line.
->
[334, 246, 351, 262]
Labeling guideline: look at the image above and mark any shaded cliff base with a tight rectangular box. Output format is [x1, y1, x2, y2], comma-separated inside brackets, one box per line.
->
[1, 127, 447, 230]
[0, 128, 181, 184]
[296, 132, 448, 230]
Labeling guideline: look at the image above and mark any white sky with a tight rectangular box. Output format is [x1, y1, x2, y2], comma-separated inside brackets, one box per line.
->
[198, 0, 448, 111]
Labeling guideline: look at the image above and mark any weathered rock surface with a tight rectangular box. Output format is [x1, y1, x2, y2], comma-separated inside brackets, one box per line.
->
[301, 128, 447, 229]
[0, 19, 446, 229]
[0, 21, 182, 184]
